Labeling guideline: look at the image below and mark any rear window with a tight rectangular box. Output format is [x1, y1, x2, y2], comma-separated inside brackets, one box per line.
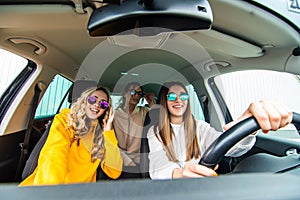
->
[111, 84, 205, 121]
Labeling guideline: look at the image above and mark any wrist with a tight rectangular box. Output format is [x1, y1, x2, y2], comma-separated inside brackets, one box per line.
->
[172, 168, 182, 179]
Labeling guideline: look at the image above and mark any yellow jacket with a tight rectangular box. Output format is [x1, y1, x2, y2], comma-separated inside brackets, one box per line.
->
[19, 109, 122, 186]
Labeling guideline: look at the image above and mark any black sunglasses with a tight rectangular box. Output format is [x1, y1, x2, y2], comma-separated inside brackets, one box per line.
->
[166, 92, 189, 101]
[87, 96, 109, 109]
[130, 90, 143, 97]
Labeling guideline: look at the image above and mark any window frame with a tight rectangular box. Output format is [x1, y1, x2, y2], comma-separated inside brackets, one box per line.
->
[0, 61, 36, 124]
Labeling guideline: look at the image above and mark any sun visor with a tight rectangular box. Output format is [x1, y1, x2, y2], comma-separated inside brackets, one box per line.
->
[88, 0, 213, 37]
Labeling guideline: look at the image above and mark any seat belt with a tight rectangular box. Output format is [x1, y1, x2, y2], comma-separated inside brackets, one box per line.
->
[200, 95, 210, 123]
[15, 83, 42, 181]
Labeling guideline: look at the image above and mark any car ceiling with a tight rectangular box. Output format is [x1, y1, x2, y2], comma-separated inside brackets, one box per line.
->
[0, 0, 299, 93]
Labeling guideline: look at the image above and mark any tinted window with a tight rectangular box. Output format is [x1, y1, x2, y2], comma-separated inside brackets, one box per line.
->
[35, 74, 72, 119]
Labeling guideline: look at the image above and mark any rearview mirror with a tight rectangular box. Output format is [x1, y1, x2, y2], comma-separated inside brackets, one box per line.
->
[88, 0, 213, 37]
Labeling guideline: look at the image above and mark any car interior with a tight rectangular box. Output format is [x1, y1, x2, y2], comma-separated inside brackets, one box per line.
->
[0, 0, 300, 199]
[21, 79, 98, 180]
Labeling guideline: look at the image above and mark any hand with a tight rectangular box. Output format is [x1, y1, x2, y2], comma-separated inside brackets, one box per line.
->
[172, 163, 218, 179]
[103, 107, 115, 131]
[224, 101, 292, 133]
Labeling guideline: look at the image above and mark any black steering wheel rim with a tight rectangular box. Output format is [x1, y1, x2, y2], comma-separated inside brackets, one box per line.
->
[199, 112, 300, 168]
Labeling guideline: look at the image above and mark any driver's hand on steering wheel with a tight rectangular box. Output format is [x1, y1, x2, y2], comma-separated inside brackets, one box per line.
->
[172, 163, 218, 179]
[223, 100, 292, 133]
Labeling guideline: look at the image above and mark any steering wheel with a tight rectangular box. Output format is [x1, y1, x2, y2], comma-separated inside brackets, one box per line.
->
[199, 112, 300, 169]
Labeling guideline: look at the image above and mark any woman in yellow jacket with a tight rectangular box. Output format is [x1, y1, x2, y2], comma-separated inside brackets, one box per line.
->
[19, 86, 122, 186]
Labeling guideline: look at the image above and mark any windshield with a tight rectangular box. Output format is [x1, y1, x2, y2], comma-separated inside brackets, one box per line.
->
[253, 0, 300, 29]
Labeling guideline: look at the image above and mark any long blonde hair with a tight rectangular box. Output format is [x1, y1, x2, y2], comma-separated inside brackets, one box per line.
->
[156, 81, 200, 162]
[67, 86, 112, 162]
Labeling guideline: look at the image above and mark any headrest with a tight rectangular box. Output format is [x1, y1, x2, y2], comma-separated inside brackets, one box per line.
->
[68, 80, 98, 103]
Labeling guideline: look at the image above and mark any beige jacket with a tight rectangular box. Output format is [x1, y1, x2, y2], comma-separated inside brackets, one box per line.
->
[113, 106, 149, 167]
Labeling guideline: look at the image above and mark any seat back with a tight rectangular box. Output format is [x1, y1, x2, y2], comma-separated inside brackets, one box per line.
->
[139, 107, 160, 178]
[21, 80, 97, 180]
[21, 121, 52, 180]
[67, 80, 97, 104]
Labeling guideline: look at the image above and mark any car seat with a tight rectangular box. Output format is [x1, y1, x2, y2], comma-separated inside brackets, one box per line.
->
[21, 79, 97, 180]
[139, 107, 160, 178]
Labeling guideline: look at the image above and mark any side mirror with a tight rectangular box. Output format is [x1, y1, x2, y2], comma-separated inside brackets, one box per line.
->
[88, 0, 213, 37]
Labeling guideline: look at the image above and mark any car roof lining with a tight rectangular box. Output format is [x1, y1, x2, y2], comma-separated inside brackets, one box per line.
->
[0, 0, 299, 84]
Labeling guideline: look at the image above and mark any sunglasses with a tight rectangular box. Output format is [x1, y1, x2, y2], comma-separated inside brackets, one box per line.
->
[167, 92, 189, 101]
[87, 96, 109, 109]
[130, 90, 143, 97]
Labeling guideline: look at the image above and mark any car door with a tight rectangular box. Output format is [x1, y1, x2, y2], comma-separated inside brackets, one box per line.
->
[0, 49, 72, 182]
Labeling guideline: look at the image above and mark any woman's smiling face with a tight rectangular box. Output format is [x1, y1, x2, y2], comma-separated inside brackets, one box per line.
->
[85, 90, 108, 120]
[127, 85, 143, 106]
[166, 85, 188, 120]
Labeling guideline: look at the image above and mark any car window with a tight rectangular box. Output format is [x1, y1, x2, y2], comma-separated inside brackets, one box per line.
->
[0, 49, 28, 97]
[213, 70, 300, 140]
[35, 74, 72, 119]
[111, 84, 205, 121]
[186, 84, 205, 121]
